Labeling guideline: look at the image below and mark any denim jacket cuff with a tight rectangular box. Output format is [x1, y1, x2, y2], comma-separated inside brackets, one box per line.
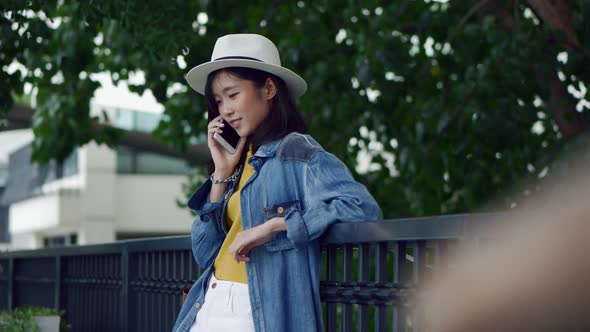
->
[284, 207, 309, 249]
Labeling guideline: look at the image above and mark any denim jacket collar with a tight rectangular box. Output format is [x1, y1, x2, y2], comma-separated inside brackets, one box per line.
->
[252, 135, 287, 159]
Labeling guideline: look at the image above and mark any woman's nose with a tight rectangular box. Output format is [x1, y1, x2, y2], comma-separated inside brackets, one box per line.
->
[218, 104, 233, 116]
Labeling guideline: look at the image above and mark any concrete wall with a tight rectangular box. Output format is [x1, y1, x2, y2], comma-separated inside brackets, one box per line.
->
[114, 175, 193, 233]
[78, 142, 116, 244]
[1, 232, 40, 250]
[9, 190, 82, 234]
[9, 194, 62, 234]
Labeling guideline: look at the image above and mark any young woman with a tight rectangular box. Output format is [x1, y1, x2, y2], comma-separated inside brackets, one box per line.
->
[172, 34, 381, 332]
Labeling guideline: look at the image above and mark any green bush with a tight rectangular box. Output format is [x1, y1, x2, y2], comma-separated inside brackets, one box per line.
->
[0, 306, 71, 332]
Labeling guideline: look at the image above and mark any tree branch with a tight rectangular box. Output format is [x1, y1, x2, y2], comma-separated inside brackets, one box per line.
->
[483, 0, 588, 139]
[459, 0, 490, 27]
[544, 68, 587, 139]
[525, 0, 590, 62]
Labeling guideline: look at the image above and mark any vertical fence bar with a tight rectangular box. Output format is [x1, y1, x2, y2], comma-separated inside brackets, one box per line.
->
[130, 252, 138, 332]
[163, 251, 168, 331]
[62, 257, 69, 328]
[413, 240, 427, 284]
[375, 242, 388, 332]
[432, 240, 441, 272]
[342, 245, 353, 332]
[412, 240, 427, 331]
[157, 251, 163, 332]
[393, 241, 407, 332]
[113, 255, 118, 329]
[325, 245, 338, 332]
[169, 252, 174, 331]
[174, 251, 182, 329]
[158, 252, 162, 332]
[109, 255, 114, 330]
[358, 243, 370, 332]
[89, 256, 93, 330]
[141, 253, 147, 332]
[54, 255, 61, 309]
[81, 256, 87, 330]
[121, 247, 129, 332]
[136, 253, 141, 332]
[8, 257, 13, 310]
[175, 250, 181, 317]
[150, 252, 156, 332]
[90, 256, 95, 330]
[71, 257, 77, 330]
[108, 255, 113, 331]
[98, 256, 104, 332]
[432, 240, 447, 278]
[91, 256, 96, 330]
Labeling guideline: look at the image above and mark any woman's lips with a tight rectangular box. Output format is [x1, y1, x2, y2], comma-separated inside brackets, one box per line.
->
[229, 119, 241, 128]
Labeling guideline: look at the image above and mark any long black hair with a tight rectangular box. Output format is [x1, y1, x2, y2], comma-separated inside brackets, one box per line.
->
[203, 67, 308, 175]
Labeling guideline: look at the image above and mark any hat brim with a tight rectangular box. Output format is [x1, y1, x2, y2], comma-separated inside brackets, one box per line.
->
[185, 59, 307, 98]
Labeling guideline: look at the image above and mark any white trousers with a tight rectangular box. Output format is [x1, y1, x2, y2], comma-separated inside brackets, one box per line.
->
[189, 274, 255, 332]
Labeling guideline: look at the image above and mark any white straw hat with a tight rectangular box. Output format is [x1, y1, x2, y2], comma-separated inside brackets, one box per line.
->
[185, 34, 307, 97]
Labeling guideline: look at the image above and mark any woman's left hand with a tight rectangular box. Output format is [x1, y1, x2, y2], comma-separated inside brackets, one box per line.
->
[229, 217, 286, 263]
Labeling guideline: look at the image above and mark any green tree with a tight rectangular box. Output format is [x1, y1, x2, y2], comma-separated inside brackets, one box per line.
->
[1, 0, 589, 217]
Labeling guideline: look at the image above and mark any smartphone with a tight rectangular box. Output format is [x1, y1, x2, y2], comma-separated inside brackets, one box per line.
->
[213, 119, 240, 154]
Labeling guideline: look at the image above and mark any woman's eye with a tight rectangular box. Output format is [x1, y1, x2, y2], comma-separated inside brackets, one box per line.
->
[229, 93, 239, 98]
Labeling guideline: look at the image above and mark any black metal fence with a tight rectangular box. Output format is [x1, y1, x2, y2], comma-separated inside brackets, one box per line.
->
[0, 214, 497, 331]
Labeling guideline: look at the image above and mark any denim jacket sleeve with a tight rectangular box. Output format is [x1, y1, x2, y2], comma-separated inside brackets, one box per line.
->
[283, 151, 382, 249]
[186, 179, 226, 268]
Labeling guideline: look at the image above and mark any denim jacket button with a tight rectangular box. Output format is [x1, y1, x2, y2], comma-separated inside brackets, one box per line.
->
[195, 302, 201, 309]
[277, 207, 284, 214]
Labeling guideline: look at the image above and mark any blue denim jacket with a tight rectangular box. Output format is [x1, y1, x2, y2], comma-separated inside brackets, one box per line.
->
[172, 133, 382, 332]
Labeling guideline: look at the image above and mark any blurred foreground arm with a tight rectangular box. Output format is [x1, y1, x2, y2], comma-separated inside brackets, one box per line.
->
[419, 164, 590, 331]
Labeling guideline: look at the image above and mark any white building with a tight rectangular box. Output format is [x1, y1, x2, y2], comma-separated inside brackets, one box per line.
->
[0, 106, 202, 250]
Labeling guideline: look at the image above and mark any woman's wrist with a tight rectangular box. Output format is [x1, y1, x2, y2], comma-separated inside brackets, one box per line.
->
[213, 168, 232, 179]
[266, 217, 287, 233]
[210, 165, 242, 184]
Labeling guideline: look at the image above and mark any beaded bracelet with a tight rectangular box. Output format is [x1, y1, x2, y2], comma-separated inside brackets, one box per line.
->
[210, 165, 242, 184]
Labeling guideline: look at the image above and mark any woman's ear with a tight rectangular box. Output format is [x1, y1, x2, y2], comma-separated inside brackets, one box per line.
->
[264, 78, 277, 100]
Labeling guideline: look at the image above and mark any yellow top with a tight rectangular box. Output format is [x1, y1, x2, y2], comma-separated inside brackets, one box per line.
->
[213, 147, 254, 284]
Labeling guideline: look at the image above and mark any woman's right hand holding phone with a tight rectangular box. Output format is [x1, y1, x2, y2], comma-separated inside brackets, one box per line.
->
[207, 115, 246, 182]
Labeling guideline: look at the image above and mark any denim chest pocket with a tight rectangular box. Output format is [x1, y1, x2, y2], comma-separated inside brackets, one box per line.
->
[263, 200, 302, 251]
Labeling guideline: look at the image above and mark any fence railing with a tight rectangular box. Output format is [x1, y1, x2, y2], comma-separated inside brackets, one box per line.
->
[0, 214, 498, 332]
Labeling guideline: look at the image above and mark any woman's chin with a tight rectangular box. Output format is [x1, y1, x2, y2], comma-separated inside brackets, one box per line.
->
[237, 129, 251, 138]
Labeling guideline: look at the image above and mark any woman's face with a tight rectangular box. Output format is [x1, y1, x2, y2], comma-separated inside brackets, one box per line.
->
[211, 70, 274, 138]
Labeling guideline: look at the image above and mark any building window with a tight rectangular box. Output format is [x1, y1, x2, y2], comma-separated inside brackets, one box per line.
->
[41, 148, 79, 185]
[2, 145, 79, 205]
[117, 147, 135, 173]
[0, 188, 9, 243]
[115, 108, 160, 133]
[43, 233, 78, 248]
[116, 147, 189, 175]
[0, 165, 7, 187]
[113, 108, 192, 175]
[61, 150, 79, 178]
